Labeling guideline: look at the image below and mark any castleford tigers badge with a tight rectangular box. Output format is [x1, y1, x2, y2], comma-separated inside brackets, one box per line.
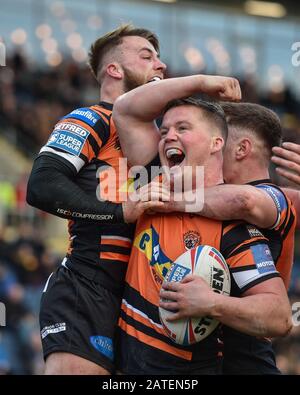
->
[183, 231, 201, 250]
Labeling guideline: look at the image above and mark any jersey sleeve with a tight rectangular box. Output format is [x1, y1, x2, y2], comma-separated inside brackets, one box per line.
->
[39, 107, 110, 172]
[221, 222, 280, 296]
[255, 184, 288, 230]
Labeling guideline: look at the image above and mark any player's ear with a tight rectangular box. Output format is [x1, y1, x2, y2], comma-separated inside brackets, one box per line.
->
[236, 138, 251, 160]
[106, 62, 123, 80]
[211, 136, 224, 154]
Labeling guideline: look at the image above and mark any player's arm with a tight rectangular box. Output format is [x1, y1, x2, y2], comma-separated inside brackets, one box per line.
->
[160, 275, 291, 338]
[160, 225, 293, 338]
[27, 154, 165, 223]
[113, 74, 241, 166]
[26, 153, 123, 223]
[26, 108, 162, 223]
[158, 184, 281, 229]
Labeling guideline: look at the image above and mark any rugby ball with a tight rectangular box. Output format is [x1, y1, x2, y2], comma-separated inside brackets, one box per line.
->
[159, 245, 231, 346]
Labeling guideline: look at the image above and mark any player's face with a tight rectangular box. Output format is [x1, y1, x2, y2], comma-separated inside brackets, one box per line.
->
[158, 105, 216, 185]
[119, 36, 166, 92]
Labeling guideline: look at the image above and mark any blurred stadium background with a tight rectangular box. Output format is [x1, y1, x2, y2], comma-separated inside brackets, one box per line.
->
[0, 0, 299, 374]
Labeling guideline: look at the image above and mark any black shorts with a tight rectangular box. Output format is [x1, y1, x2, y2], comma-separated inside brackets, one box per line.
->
[116, 329, 222, 375]
[40, 264, 122, 373]
[222, 328, 281, 375]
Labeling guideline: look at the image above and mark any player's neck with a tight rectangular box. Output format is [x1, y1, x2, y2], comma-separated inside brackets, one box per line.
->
[235, 162, 270, 184]
[204, 161, 224, 187]
[100, 81, 124, 104]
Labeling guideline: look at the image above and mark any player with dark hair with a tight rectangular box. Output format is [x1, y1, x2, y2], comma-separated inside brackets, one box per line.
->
[113, 77, 296, 374]
[26, 23, 167, 375]
[113, 86, 292, 374]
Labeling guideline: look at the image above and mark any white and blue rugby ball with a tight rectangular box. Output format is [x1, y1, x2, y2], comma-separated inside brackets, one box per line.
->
[159, 245, 231, 346]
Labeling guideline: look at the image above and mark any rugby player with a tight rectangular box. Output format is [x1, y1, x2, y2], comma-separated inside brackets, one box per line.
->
[26, 24, 167, 375]
[157, 103, 297, 374]
[113, 96, 292, 374]
[113, 77, 295, 374]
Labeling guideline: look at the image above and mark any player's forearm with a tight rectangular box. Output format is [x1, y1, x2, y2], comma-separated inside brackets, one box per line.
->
[194, 184, 275, 228]
[114, 75, 209, 122]
[211, 293, 292, 337]
[27, 155, 124, 223]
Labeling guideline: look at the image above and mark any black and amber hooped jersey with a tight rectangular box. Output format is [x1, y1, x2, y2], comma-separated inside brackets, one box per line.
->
[40, 102, 135, 294]
[117, 212, 280, 371]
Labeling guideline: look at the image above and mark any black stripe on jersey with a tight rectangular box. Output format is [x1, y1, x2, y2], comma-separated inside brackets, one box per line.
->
[98, 223, 135, 239]
[100, 245, 131, 256]
[119, 308, 196, 352]
[97, 110, 110, 124]
[87, 133, 101, 158]
[239, 272, 280, 294]
[281, 212, 296, 241]
[221, 222, 266, 259]
[277, 207, 290, 234]
[93, 116, 110, 148]
[79, 152, 88, 164]
[123, 283, 160, 324]
[229, 265, 257, 273]
[226, 240, 268, 260]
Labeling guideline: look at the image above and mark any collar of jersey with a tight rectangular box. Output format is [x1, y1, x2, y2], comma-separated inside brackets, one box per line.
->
[99, 101, 113, 110]
[247, 178, 271, 186]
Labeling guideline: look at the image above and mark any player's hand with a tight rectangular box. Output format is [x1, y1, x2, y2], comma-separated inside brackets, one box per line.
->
[122, 181, 170, 223]
[272, 142, 300, 185]
[198, 75, 241, 102]
[159, 275, 217, 320]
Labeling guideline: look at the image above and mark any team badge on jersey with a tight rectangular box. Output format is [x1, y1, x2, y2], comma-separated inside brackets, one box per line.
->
[46, 122, 90, 156]
[183, 230, 201, 250]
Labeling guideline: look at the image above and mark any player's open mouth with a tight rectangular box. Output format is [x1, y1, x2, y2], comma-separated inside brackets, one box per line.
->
[165, 148, 186, 168]
[147, 76, 162, 83]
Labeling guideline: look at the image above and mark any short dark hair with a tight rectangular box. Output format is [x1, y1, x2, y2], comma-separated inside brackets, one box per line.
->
[221, 102, 282, 154]
[163, 97, 228, 141]
[88, 23, 159, 82]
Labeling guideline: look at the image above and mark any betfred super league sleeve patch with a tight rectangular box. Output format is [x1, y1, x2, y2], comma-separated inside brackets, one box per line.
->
[62, 107, 101, 127]
[46, 122, 90, 156]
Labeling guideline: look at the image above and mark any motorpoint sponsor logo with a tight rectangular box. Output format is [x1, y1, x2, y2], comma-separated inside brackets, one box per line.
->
[54, 122, 90, 137]
[57, 208, 114, 221]
[256, 260, 274, 269]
